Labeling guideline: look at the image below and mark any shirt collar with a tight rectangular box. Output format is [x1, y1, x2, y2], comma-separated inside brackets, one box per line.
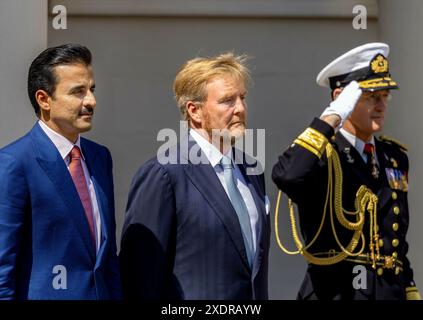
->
[189, 128, 231, 167]
[339, 128, 375, 156]
[38, 120, 84, 160]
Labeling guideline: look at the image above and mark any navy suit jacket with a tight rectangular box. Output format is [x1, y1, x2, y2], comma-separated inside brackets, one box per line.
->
[0, 123, 121, 299]
[120, 140, 270, 300]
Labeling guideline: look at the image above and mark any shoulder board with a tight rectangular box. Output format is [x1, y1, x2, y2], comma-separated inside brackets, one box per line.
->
[378, 135, 408, 152]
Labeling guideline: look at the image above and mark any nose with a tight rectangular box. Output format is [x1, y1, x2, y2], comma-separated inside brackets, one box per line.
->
[374, 99, 387, 112]
[233, 96, 246, 114]
[84, 89, 96, 109]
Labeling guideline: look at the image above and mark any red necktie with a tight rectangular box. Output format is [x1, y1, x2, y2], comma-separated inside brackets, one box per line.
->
[363, 143, 379, 179]
[68, 146, 96, 250]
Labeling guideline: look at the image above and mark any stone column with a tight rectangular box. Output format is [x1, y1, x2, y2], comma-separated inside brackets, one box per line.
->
[378, 0, 423, 289]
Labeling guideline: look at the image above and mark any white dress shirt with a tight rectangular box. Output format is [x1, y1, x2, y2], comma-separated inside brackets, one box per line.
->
[190, 129, 259, 252]
[340, 128, 379, 165]
[38, 120, 102, 254]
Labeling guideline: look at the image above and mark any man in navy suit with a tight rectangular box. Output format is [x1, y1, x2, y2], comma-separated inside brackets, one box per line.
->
[120, 53, 270, 300]
[0, 44, 121, 299]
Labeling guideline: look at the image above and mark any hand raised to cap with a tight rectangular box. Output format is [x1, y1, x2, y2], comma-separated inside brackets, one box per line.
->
[320, 80, 362, 128]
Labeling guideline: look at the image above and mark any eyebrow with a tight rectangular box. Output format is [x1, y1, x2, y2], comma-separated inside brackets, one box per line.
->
[68, 84, 85, 93]
[219, 91, 247, 100]
[363, 92, 389, 96]
[68, 83, 95, 93]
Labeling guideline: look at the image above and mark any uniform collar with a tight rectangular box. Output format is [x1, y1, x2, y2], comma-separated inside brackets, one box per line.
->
[340, 128, 376, 157]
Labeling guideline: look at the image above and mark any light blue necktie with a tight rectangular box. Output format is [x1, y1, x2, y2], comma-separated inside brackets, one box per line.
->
[221, 155, 254, 268]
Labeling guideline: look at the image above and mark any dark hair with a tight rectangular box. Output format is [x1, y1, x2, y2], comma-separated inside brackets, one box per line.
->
[27, 43, 92, 116]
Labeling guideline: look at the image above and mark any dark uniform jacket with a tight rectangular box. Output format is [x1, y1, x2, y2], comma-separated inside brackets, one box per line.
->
[272, 118, 416, 300]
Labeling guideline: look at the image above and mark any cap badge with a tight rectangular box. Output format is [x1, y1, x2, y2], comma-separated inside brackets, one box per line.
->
[371, 54, 389, 73]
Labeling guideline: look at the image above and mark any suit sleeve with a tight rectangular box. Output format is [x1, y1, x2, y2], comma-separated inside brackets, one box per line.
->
[271, 117, 334, 203]
[103, 148, 123, 300]
[0, 152, 28, 299]
[119, 160, 176, 300]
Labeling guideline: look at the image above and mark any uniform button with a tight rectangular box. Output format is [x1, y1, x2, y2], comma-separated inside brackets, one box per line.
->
[378, 239, 384, 247]
[392, 239, 399, 247]
[392, 251, 398, 259]
[392, 192, 397, 200]
[392, 223, 399, 231]
[377, 268, 384, 276]
[393, 206, 400, 215]
[395, 267, 401, 275]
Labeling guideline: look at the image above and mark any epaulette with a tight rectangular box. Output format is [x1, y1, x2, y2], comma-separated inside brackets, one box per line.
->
[378, 135, 408, 152]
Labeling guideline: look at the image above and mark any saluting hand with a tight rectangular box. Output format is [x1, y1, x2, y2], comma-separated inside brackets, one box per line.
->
[320, 80, 362, 128]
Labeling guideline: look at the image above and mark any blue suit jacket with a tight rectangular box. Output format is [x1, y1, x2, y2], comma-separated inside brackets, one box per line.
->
[0, 123, 121, 300]
[120, 140, 270, 300]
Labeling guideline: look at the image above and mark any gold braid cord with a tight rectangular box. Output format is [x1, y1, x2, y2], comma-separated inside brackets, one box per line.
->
[275, 143, 380, 266]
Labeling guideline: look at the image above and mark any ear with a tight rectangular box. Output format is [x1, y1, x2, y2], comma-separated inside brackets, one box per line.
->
[186, 101, 202, 127]
[332, 88, 343, 100]
[35, 89, 52, 113]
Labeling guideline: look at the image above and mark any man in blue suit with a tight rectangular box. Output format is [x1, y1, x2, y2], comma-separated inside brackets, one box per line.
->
[120, 53, 270, 300]
[0, 44, 121, 299]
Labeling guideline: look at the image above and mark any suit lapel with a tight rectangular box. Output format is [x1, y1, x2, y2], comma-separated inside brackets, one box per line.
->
[181, 140, 251, 271]
[81, 139, 110, 266]
[30, 124, 96, 261]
